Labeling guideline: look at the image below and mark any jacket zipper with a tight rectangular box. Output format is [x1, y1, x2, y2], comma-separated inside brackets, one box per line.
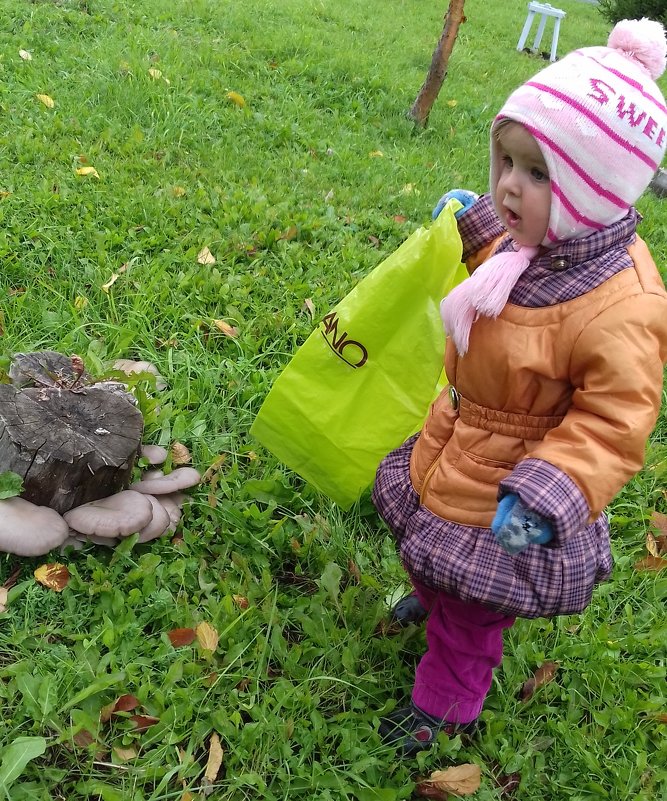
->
[419, 449, 443, 505]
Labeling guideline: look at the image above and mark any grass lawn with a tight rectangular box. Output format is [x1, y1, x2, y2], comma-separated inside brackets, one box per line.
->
[0, 0, 666, 798]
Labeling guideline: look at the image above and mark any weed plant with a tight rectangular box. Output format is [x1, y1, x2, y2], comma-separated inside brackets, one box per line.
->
[0, 0, 665, 798]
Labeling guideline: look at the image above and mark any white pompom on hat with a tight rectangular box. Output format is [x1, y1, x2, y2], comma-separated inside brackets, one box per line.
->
[490, 18, 667, 246]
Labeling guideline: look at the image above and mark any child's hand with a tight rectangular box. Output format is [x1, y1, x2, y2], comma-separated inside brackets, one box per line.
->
[491, 493, 553, 555]
[432, 189, 479, 221]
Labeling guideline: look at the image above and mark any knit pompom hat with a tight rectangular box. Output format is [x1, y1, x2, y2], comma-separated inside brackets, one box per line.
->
[491, 18, 667, 245]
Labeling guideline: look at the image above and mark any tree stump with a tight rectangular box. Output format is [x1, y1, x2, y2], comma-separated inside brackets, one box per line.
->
[0, 351, 144, 514]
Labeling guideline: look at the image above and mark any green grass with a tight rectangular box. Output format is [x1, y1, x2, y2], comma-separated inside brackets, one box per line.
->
[0, 0, 666, 798]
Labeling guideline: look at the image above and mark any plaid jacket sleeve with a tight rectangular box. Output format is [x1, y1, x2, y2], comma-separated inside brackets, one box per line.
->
[457, 193, 506, 263]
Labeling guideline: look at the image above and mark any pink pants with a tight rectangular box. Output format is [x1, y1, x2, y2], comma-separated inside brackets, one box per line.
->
[411, 580, 515, 723]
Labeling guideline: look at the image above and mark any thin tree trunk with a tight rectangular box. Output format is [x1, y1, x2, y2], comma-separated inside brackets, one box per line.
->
[409, 0, 466, 128]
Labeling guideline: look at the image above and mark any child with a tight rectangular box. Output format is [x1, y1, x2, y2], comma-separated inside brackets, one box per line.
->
[372, 18, 667, 756]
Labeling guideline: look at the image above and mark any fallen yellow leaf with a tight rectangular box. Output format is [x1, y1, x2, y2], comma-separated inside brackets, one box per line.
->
[233, 595, 249, 609]
[74, 296, 88, 310]
[421, 764, 482, 797]
[75, 166, 100, 179]
[196, 621, 219, 652]
[36, 94, 55, 109]
[226, 91, 246, 107]
[213, 320, 239, 338]
[197, 246, 216, 266]
[0, 191, 12, 199]
[171, 441, 191, 465]
[447, 99, 458, 107]
[0, 587, 8, 613]
[101, 273, 120, 293]
[172, 186, 186, 197]
[34, 563, 71, 592]
[148, 68, 163, 80]
[369, 150, 384, 158]
[203, 732, 224, 787]
[19, 49, 32, 61]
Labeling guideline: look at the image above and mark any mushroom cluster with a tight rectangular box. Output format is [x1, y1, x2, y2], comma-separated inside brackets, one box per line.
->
[0, 356, 202, 556]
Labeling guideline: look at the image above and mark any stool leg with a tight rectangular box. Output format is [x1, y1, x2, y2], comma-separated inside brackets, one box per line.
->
[550, 17, 562, 62]
[532, 14, 548, 52]
[517, 11, 536, 52]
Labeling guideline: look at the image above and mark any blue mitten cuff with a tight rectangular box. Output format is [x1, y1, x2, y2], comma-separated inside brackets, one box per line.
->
[432, 189, 479, 221]
[491, 493, 554, 555]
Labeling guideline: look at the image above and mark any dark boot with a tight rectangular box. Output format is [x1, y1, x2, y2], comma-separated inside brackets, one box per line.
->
[389, 592, 428, 627]
[378, 702, 477, 757]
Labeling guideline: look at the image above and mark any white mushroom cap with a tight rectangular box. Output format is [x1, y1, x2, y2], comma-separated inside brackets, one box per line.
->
[113, 359, 167, 391]
[137, 495, 171, 542]
[64, 490, 153, 537]
[141, 445, 169, 465]
[130, 467, 201, 496]
[0, 498, 70, 556]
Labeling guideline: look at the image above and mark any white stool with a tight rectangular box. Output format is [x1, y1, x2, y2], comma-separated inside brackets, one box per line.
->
[517, 2, 566, 63]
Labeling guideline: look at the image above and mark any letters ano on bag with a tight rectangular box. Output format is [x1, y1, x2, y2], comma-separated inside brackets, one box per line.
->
[320, 312, 368, 368]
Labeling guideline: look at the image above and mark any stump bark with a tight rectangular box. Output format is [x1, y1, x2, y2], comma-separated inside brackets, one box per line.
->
[0, 352, 144, 514]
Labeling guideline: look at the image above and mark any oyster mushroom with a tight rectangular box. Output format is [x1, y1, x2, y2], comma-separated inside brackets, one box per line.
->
[130, 467, 201, 496]
[64, 490, 153, 538]
[156, 491, 187, 531]
[0, 497, 69, 556]
[113, 359, 167, 391]
[137, 495, 172, 542]
[140, 445, 169, 465]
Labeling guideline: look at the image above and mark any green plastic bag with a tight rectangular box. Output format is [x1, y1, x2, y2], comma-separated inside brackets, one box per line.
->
[251, 204, 467, 508]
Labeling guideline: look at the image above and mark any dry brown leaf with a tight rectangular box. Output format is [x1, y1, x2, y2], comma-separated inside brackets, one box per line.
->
[393, 214, 407, 223]
[73, 729, 95, 748]
[181, 793, 196, 801]
[130, 714, 160, 732]
[19, 49, 32, 61]
[646, 533, 660, 558]
[0, 587, 8, 613]
[171, 441, 191, 465]
[113, 746, 138, 762]
[418, 764, 482, 798]
[203, 732, 224, 790]
[196, 621, 219, 652]
[197, 246, 216, 265]
[101, 694, 141, 722]
[233, 595, 249, 610]
[368, 235, 381, 247]
[226, 91, 245, 107]
[36, 93, 55, 108]
[101, 273, 120, 292]
[347, 560, 361, 583]
[520, 660, 559, 701]
[634, 555, 667, 572]
[75, 166, 100, 179]
[278, 225, 298, 241]
[213, 320, 239, 338]
[650, 511, 667, 553]
[202, 454, 226, 483]
[303, 298, 315, 320]
[168, 627, 196, 647]
[34, 563, 70, 592]
[653, 712, 667, 723]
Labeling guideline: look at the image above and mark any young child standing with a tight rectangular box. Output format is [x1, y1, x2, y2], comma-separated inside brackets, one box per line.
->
[372, 18, 667, 756]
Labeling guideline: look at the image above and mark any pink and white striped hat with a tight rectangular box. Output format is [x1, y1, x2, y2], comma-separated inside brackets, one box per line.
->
[491, 18, 667, 245]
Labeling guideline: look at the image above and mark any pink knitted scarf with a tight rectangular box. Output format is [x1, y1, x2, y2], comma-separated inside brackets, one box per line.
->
[440, 244, 539, 355]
